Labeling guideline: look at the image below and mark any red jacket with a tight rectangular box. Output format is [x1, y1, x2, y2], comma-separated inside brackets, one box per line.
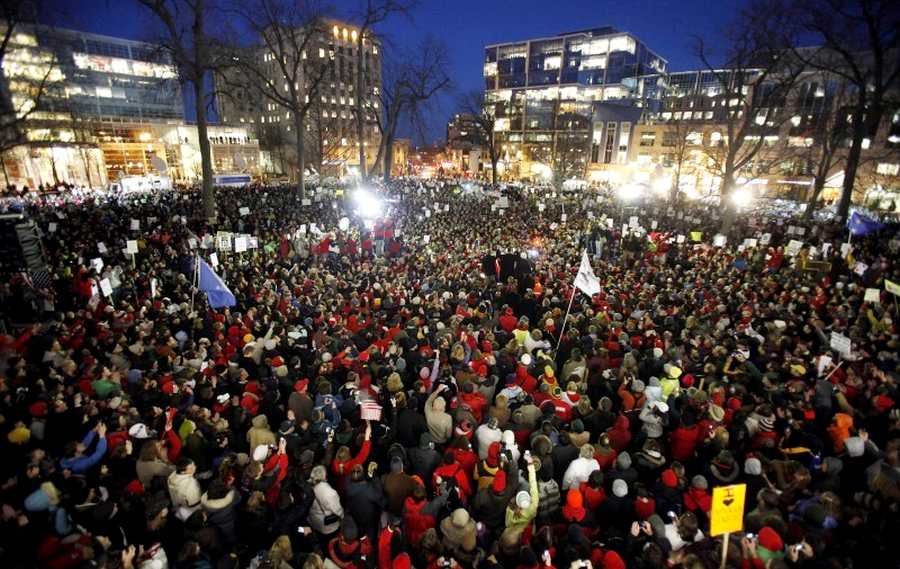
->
[433, 462, 472, 500]
[683, 487, 712, 513]
[403, 497, 435, 544]
[669, 425, 701, 462]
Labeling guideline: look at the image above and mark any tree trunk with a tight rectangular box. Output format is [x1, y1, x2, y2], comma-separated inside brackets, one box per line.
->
[837, 102, 882, 222]
[81, 148, 93, 188]
[1, 152, 9, 188]
[295, 115, 305, 198]
[383, 136, 393, 184]
[804, 175, 826, 221]
[719, 167, 736, 234]
[670, 162, 682, 206]
[193, 77, 216, 222]
[490, 152, 498, 187]
[355, 35, 367, 179]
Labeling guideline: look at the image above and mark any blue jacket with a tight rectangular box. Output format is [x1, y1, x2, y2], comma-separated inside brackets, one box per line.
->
[60, 431, 107, 474]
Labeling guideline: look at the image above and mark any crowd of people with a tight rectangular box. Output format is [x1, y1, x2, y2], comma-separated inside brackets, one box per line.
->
[0, 178, 898, 569]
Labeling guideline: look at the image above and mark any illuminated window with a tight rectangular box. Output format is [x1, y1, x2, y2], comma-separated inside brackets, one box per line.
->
[686, 132, 703, 145]
[319, 48, 326, 58]
[876, 162, 899, 176]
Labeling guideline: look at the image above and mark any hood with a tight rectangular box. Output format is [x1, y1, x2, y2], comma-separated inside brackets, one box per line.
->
[201, 489, 236, 510]
[613, 415, 630, 430]
[251, 415, 269, 428]
[833, 413, 853, 430]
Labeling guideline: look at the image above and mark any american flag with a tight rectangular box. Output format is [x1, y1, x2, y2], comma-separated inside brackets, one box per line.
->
[360, 399, 382, 422]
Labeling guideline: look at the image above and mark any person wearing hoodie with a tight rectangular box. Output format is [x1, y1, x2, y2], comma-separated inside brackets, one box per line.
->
[168, 457, 202, 521]
[475, 417, 503, 459]
[247, 414, 276, 453]
[474, 457, 520, 534]
[201, 478, 242, 542]
[402, 481, 450, 545]
[504, 452, 539, 533]
[408, 432, 441, 482]
[607, 414, 633, 452]
[425, 384, 453, 444]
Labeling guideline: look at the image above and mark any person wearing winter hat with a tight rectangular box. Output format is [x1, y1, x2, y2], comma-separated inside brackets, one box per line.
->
[756, 526, 785, 563]
[562, 488, 587, 523]
[440, 508, 477, 560]
[562, 444, 600, 490]
[683, 475, 711, 514]
[612, 479, 629, 498]
[506, 452, 539, 532]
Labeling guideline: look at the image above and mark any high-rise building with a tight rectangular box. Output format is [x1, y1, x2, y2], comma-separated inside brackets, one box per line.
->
[216, 19, 382, 179]
[0, 22, 184, 187]
[483, 26, 666, 182]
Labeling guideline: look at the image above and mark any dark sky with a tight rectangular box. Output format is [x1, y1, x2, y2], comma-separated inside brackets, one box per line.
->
[45, 0, 742, 146]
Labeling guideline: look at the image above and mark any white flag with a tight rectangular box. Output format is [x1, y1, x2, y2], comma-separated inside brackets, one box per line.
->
[574, 250, 601, 297]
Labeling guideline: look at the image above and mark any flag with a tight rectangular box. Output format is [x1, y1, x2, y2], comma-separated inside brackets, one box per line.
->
[847, 211, 885, 236]
[197, 257, 236, 308]
[574, 250, 601, 297]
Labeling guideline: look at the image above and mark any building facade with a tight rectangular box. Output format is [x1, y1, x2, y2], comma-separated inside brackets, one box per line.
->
[217, 19, 382, 179]
[483, 26, 666, 182]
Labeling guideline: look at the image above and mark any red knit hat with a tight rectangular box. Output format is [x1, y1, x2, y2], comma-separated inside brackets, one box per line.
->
[562, 488, 585, 521]
[492, 470, 507, 493]
[603, 550, 626, 569]
[271, 356, 285, 368]
[661, 468, 678, 488]
[393, 553, 412, 569]
[758, 526, 784, 552]
[294, 378, 309, 393]
[125, 479, 145, 496]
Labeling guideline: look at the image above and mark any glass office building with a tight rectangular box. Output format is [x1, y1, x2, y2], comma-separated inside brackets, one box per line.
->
[483, 27, 666, 181]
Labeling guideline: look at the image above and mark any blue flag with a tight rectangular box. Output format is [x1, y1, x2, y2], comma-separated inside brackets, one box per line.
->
[197, 257, 236, 308]
[847, 211, 885, 236]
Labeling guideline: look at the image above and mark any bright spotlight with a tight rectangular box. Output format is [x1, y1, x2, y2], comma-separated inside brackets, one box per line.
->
[354, 188, 383, 219]
[730, 187, 753, 209]
[617, 183, 642, 203]
[527, 248, 540, 259]
[652, 178, 669, 196]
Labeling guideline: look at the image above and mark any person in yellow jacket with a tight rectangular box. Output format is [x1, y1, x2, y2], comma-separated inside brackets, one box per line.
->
[660, 365, 682, 399]
[505, 452, 538, 533]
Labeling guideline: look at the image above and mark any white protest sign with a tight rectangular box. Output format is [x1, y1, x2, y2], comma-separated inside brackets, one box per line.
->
[713, 234, 727, 247]
[48, 222, 57, 233]
[785, 240, 803, 257]
[864, 288, 881, 303]
[830, 331, 851, 357]
[239, 207, 250, 216]
[150, 278, 158, 298]
[91, 258, 104, 273]
[130, 219, 140, 231]
[795, 227, 806, 236]
[676, 235, 686, 244]
[605, 218, 614, 229]
[840, 243, 852, 258]
[209, 252, 219, 268]
[248, 237, 259, 249]
[302, 199, 311, 206]
[538, 203, 546, 212]
[854, 262, 868, 276]
[99, 278, 113, 297]
[444, 204, 450, 212]
[821, 243, 832, 257]
[817, 354, 832, 377]
[423, 235, 430, 244]
[126, 240, 139, 254]
[561, 214, 568, 222]
[98, 242, 108, 254]
[234, 236, 248, 253]
[425, 210, 432, 218]
[216, 232, 232, 251]
[760, 233, 772, 245]
[651, 220, 658, 230]
[188, 237, 198, 249]
[743, 238, 758, 248]
[629, 216, 639, 228]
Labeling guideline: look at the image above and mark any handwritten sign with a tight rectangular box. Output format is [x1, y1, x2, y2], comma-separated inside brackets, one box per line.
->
[864, 288, 881, 303]
[234, 236, 248, 253]
[99, 278, 113, 297]
[130, 219, 140, 231]
[830, 331, 851, 357]
[710, 483, 747, 536]
[239, 207, 250, 216]
[209, 252, 219, 268]
[126, 240, 139, 254]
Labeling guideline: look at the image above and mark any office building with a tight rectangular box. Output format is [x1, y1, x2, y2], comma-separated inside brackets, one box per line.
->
[217, 19, 382, 178]
[483, 26, 666, 182]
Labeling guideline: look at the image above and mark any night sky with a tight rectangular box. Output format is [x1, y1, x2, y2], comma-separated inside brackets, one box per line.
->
[44, 0, 743, 146]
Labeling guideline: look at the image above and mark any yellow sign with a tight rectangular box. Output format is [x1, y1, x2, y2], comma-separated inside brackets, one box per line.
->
[690, 231, 702, 242]
[886, 279, 900, 296]
[710, 483, 746, 536]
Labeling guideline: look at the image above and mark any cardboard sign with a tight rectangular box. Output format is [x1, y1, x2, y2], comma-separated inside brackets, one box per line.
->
[239, 207, 250, 216]
[759, 233, 772, 245]
[126, 240, 139, 254]
[713, 234, 727, 247]
[817, 354, 833, 377]
[743, 238, 758, 248]
[130, 219, 140, 230]
[830, 331, 852, 356]
[91, 257, 104, 273]
[188, 237, 198, 249]
[248, 237, 259, 249]
[710, 483, 746, 536]
[853, 262, 868, 276]
[234, 236, 248, 253]
[99, 278, 113, 297]
[98, 242, 108, 254]
[209, 252, 219, 268]
[629, 216, 639, 228]
[48, 222, 57, 233]
[887, 279, 900, 296]
[864, 288, 881, 303]
[676, 234, 686, 244]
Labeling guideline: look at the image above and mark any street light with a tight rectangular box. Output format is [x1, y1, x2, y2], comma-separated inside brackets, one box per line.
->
[354, 187, 383, 219]
[730, 187, 754, 209]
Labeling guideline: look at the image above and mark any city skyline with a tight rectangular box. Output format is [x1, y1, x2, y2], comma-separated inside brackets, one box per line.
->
[43, 0, 742, 145]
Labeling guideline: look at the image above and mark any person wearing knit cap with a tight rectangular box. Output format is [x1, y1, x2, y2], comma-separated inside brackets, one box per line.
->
[612, 478, 628, 498]
[756, 526, 785, 563]
[683, 475, 711, 514]
[562, 488, 587, 523]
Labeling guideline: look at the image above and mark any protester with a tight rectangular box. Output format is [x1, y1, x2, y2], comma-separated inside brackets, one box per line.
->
[0, 178, 898, 569]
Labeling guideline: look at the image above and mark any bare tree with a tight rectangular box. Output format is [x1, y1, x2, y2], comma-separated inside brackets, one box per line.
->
[0, 1, 58, 156]
[793, 0, 900, 222]
[661, 120, 697, 206]
[369, 36, 450, 184]
[458, 90, 499, 186]
[221, 0, 333, 196]
[694, 0, 805, 233]
[138, 0, 220, 220]
[351, 0, 417, 179]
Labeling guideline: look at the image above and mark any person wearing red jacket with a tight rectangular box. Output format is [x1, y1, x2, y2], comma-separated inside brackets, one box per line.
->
[499, 307, 518, 333]
[669, 416, 701, 462]
[607, 414, 633, 452]
[332, 422, 372, 492]
[459, 383, 487, 423]
[327, 517, 372, 569]
[432, 450, 473, 501]
[683, 475, 712, 514]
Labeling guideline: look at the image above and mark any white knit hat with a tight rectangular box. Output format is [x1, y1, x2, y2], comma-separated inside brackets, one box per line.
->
[612, 479, 628, 498]
[515, 490, 532, 509]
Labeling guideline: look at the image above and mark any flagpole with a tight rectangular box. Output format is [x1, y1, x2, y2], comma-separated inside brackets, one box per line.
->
[555, 285, 578, 355]
[190, 254, 198, 315]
